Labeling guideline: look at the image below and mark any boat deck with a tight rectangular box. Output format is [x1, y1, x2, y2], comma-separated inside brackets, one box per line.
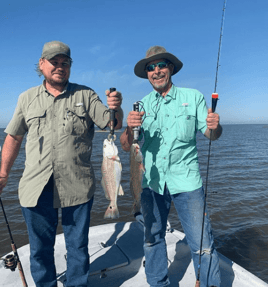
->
[1, 221, 267, 286]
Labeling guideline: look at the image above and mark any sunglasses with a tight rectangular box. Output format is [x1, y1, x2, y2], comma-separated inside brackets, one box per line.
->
[145, 61, 169, 72]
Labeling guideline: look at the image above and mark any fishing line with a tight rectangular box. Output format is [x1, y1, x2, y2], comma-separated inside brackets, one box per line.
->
[195, 1, 227, 286]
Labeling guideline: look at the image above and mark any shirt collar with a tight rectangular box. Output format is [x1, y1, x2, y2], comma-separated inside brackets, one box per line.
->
[154, 84, 176, 103]
[42, 80, 69, 97]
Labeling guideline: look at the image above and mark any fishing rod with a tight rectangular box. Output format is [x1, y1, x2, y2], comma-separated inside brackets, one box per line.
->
[195, 1, 227, 286]
[0, 197, 28, 286]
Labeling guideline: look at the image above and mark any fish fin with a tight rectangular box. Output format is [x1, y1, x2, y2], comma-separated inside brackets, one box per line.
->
[107, 155, 120, 162]
[118, 185, 124, 196]
[104, 204, 119, 219]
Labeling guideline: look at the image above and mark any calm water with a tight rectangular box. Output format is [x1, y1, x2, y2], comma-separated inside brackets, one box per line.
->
[0, 125, 268, 283]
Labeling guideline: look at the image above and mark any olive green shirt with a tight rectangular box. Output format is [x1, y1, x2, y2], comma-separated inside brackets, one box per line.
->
[5, 82, 110, 208]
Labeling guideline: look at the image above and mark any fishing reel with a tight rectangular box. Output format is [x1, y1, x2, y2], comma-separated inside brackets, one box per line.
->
[3, 254, 18, 271]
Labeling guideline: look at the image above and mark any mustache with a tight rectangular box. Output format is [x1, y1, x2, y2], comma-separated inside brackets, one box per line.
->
[153, 74, 165, 80]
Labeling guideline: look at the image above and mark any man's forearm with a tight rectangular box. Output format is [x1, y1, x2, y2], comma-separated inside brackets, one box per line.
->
[0, 134, 23, 177]
[204, 124, 223, 141]
[114, 107, 124, 130]
[120, 126, 134, 152]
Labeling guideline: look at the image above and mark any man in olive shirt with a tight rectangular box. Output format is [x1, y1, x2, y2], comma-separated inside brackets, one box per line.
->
[0, 41, 123, 286]
[120, 46, 222, 287]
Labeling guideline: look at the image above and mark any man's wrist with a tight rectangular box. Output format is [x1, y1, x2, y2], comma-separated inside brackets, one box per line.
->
[0, 171, 9, 178]
[115, 107, 124, 120]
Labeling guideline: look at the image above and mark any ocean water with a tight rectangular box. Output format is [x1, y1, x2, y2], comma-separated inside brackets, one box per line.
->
[0, 125, 268, 283]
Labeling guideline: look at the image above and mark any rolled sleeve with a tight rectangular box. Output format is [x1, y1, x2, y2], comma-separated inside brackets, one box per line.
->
[5, 93, 27, 136]
[88, 92, 110, 129]
[196, 94, 208, 135]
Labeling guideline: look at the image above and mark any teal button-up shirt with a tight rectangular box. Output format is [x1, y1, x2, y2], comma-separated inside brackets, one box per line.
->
[140, 85, 208, 194]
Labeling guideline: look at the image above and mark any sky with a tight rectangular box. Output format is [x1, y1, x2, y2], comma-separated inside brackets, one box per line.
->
[0, 0, 267, 127]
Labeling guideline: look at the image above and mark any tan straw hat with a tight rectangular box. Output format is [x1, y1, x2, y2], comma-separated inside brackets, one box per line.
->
[134, 46, 183, 79]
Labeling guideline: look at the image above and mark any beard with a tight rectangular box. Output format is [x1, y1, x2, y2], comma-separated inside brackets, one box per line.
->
[149, 70, 172, 93]
[45, 74, 69, 87]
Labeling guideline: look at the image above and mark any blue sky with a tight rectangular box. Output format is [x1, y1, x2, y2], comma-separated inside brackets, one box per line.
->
[0, 0, 267, 127]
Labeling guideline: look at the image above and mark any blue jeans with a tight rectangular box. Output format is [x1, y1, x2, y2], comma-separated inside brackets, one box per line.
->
[141, 186, 221, 287]
[21, 176, 93, 287]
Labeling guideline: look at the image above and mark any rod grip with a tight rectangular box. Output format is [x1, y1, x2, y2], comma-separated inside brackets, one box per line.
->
[109, 88, 116, 135]
[211, 93, 219, 113]
[133, 102, 139, 112]
[133, 102, 140, 142]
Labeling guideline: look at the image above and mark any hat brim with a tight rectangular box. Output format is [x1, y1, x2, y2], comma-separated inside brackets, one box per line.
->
[44, 52, 72, 61]
[134, 52, 183, 79]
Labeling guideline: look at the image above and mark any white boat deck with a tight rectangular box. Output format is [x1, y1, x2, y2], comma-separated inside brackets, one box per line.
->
[1, 221, 267, 286]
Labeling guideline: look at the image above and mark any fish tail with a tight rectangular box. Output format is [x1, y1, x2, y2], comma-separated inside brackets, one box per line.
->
[104, 204, 119, 219]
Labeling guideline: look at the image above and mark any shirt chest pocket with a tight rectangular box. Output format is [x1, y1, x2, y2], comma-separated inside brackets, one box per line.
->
[26, 109, 46, 141]
[176, 112, 197, 142]
[65, 106, 89, 136]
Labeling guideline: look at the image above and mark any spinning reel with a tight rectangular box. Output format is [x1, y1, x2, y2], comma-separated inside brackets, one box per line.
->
[3, 253, 18, 271]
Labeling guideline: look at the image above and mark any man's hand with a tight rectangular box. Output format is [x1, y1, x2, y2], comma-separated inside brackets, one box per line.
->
[106, 90, 122, 110]
[127, 111, 145, 129]
[206, 108, 219, 130]
[204, 108, 222, 140]
[119, 111, 145, 152]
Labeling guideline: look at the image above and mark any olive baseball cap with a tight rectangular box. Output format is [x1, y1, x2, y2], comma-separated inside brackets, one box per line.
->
[41, 41, 72, 60]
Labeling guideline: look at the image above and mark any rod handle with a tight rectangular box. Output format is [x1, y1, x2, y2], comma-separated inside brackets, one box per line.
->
[109, 88, 116, 135]
[17, 261, 28, 287]
[133, 102, 140, 142]
[212, 93, 219, 113]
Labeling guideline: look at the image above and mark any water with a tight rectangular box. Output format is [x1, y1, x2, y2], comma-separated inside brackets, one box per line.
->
[0, 125, 268, 283]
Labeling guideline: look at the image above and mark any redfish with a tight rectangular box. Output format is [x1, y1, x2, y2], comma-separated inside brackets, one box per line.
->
[130, 143, 145, 215]
[101, 138, 124, 219]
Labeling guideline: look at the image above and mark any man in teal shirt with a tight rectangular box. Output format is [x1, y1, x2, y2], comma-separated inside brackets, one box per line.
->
[120, 46, 222, 287]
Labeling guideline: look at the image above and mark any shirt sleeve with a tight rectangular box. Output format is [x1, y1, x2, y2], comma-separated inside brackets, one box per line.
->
[196, 93, 208, 134]
[88, 91, 110, 130]
[4, 93, 28, 136]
